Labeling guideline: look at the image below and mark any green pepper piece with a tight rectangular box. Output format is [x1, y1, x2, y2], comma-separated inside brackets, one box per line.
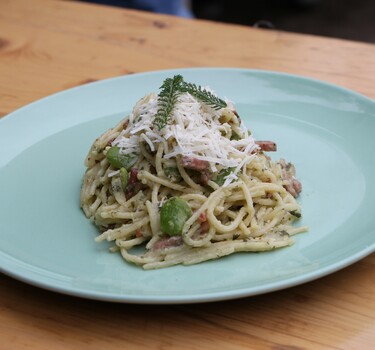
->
[214, 167, 236, 186]
[106, 146, 137, 170]
[160, 197, 192, 236]
[120, 167, 129, 191]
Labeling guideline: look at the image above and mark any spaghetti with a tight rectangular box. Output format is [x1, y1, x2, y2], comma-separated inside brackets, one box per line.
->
[80, 76, 307, 269]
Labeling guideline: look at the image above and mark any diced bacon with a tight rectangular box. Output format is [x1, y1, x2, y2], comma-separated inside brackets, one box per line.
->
[291, 179, 302, 197]
[180, 156, 209, 170]
[152, 236, 183, 250]
[255, 141, 277, 152]
[200, 221, 210, 234]
[198, 212, 207, 222]
[283, 180, 302, 198]
[279, 159, 302, 198]
[125, 168, 143, 200]
[197, 212, 210, 233]
[199, 170, 213, 185]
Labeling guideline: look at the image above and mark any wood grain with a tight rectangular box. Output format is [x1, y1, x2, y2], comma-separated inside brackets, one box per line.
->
[0, 1, 374, 349]
[1, 0, 375, 117]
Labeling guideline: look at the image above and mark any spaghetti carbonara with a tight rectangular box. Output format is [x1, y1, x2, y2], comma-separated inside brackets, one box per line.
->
[80, 75, 307, 269]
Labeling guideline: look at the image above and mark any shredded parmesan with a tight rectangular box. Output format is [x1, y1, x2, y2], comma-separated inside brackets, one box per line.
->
[111, 90, 259, 186]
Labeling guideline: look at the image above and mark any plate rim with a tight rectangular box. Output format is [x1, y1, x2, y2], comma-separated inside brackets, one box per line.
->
[2, 67, 374, 123]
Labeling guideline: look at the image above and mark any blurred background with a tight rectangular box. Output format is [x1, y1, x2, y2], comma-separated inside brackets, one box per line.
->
[81, 0, 375, 43]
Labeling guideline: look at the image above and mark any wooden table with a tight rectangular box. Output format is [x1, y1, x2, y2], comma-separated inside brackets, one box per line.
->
[1, 1, 374, 349]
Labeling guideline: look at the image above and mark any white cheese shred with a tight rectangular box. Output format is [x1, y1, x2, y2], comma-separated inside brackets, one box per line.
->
[111, 90, 258, 186]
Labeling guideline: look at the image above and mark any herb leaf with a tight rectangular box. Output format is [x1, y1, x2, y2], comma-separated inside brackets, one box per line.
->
[154, 75, 183, 130]
[214, 167, 236, 186]
[154, 75, 228, 130]
[180, 81, 227, 110]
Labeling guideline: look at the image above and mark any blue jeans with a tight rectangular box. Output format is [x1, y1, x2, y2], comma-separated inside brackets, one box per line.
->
[84, 0, 194, 18]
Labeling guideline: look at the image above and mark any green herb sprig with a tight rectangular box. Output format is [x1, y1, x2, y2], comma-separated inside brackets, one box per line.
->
[180, 81, 227, 110]
[154, 75, 228, 129]
[154, 75, 183, 130]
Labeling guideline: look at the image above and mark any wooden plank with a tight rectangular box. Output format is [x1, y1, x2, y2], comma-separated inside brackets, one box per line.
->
[0, 0, 374, 116]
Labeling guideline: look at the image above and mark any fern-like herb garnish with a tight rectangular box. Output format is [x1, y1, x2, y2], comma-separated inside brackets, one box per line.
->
[154, 75, 227, 130]
[180, 81, 227, 110]
[154, 75, 183, 130]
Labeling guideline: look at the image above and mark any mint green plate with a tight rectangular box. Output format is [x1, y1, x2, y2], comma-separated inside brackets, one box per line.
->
[1, 68, 374, 304]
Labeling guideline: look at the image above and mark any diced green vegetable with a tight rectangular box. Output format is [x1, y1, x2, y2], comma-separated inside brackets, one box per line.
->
[164, 167, 182, 182]
[120, 167, 128, 191]
[106, 146, 137, 170]
[160, 197, 192, 236]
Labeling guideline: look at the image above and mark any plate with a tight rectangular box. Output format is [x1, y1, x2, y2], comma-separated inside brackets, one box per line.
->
[1, 68, 374, 304]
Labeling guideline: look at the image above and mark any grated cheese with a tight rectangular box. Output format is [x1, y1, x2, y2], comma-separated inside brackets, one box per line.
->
[111, 90, 259, 186]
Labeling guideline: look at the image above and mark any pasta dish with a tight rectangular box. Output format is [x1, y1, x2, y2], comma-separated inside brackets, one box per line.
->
[80, 75, 307, 269]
